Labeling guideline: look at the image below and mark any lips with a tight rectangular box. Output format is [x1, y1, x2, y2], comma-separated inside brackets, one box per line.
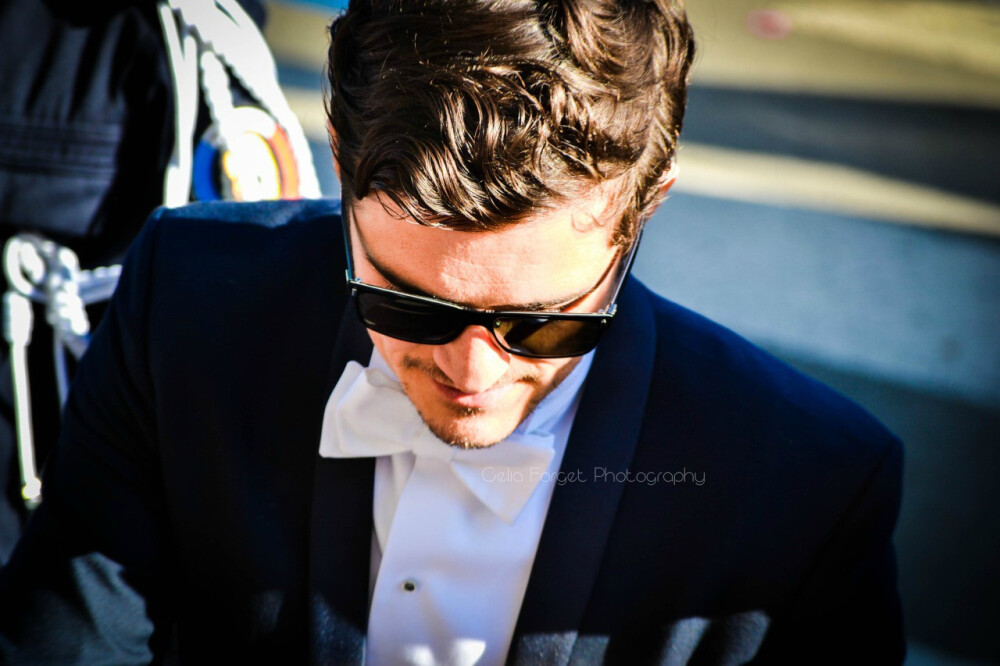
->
[431, 378, 517, 409]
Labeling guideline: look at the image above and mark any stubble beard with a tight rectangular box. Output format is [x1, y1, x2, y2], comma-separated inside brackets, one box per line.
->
[398, 354, 581, 449]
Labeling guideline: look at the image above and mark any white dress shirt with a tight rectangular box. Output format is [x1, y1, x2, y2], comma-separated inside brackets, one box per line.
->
[318, 347, 593, 665]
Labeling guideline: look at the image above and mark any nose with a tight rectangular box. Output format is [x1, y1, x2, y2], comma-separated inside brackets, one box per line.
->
[432, 325, 512, 394]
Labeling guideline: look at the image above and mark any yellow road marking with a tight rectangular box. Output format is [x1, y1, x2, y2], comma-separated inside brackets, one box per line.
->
[675, 143, 1000, 237]
[686, 0, 1000, 108]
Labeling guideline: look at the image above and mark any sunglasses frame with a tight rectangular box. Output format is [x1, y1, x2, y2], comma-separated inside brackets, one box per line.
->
[341, 213, 642, 358]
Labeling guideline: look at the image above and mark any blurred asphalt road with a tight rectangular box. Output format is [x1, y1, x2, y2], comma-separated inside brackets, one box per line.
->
[264, 1, 1000, 662]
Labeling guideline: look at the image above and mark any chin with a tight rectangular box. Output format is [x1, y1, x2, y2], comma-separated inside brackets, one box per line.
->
[420, 409, 521, 450]
[398, 373, 536, 449]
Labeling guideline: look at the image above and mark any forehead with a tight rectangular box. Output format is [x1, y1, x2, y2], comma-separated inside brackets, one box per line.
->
[350, 193, 619, 308]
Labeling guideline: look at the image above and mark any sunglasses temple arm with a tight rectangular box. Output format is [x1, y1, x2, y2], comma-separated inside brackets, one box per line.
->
[341, 210, 358, 294]
[604, 227, 644, 312]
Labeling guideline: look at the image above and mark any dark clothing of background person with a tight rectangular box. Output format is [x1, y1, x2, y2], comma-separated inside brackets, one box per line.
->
[0, 0, 174, 562]
[0, 0, 267, 563]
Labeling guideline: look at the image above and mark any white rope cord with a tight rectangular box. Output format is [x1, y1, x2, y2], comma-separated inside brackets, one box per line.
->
[4, 238, 44, 508]
[198, 49, 240, 148]
[157, 3, 199, 207]
[7, 305, 40, 508]
[3, 234, 124, 508]
[168, 0, 322, 197]
[44, 246, 85, 406]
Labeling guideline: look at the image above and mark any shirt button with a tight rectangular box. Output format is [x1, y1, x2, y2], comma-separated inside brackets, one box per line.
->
[401, 579, 418, 593]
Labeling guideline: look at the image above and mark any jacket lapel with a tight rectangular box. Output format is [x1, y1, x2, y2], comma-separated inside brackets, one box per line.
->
[308, 303, 375, 665]
[509, 279, 657, 664]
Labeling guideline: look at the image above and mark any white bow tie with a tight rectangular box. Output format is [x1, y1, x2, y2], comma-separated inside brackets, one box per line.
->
[318, 361, 556, 524]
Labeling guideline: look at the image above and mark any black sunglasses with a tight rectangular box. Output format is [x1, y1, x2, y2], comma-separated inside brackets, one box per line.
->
[342, 217, 640, 359]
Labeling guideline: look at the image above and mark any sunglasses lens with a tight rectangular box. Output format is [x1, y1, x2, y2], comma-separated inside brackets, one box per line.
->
[496, 316, 607, 358]
[355, 291, 464, 344]
[353, 287, 608, 358]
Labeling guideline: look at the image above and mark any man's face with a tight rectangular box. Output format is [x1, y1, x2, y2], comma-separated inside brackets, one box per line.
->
[348, 191, 620, 449]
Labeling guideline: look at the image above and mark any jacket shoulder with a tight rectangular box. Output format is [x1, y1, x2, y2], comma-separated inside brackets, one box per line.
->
[149, 198, 343, 229]
[121, 199, 350, 372]
[137, 198, 347, 288]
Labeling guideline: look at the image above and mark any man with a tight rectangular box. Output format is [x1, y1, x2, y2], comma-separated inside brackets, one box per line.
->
[0, 0, 905, 664]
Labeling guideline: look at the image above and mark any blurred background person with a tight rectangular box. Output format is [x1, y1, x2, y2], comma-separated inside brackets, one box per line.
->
[0, 0, 319, 562]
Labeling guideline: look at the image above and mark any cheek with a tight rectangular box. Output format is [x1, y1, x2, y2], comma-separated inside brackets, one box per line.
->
[367, 331, 420, 367]
[516, 356, 578, 386]
[367, 331, 444, 386]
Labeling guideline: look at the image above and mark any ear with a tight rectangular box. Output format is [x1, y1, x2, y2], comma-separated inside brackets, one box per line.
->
[658, 160, 678, 197]
[632, 161, 677, 231]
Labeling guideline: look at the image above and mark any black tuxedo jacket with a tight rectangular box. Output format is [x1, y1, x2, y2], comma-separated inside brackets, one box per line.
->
[0, 200, 905, 664]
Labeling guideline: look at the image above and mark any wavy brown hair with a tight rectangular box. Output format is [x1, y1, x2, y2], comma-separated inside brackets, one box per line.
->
[326, 0, 695, 247]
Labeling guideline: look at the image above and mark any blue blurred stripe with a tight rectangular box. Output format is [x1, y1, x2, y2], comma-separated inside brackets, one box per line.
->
[308, 138, 341, 198]
[271, 0, 347, 11]
[276, 63, 325, 91]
